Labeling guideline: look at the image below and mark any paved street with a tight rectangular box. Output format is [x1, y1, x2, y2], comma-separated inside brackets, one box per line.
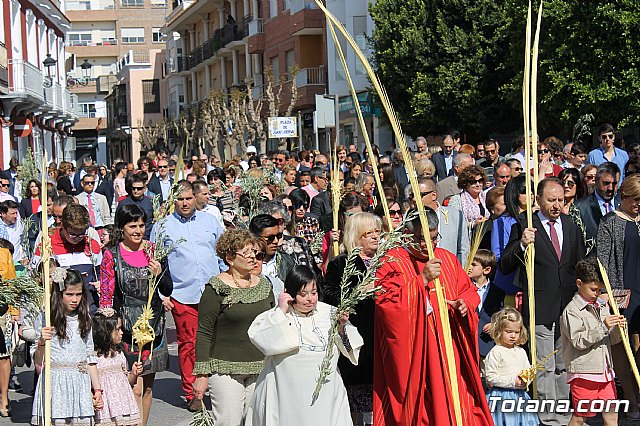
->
[0, 314, 201, 426]
[0, 313, 635, 426]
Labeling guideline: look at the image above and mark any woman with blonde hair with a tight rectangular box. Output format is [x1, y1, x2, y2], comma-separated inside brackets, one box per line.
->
[414, 158, 436, 180]
[324, 212, 382, 425]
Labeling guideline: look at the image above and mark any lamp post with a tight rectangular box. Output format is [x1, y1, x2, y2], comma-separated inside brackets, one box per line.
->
[68, 59, 93, 87]
[43, 54, 57, 88]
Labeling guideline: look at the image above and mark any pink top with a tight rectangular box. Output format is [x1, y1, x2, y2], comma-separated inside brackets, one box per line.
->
[99, 243, 151, 308]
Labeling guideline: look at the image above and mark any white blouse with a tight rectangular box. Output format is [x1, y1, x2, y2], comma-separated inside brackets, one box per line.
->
[485, 345, 532, 389]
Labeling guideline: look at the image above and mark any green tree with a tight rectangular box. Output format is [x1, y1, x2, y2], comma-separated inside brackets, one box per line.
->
[499, 0, 640, 136]
[369, 0, 516, 139]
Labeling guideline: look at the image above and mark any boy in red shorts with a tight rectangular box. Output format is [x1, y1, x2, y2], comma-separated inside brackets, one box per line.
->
[560, 257, 626, 426]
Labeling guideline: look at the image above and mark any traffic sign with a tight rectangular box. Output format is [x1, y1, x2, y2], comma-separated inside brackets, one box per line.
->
[13, 117, 32, 137]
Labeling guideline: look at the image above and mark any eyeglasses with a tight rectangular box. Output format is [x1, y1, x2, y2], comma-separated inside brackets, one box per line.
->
[294, 203, 309, 210]
[131, 186, 146, 191]
[512, 167, 523, 172]
[601, 133, 615, 140]
[83, 181, 95, 186]
[361, 228, 381, 238]
[563, 180, 576, 188]
[471, 178, 484, 185]
[389, 209, 402, 217]
[538, 149, 550, 154]
[65, 228, 88, 239]
[236, 250, 265, 261]
[261, 233, 284, 243]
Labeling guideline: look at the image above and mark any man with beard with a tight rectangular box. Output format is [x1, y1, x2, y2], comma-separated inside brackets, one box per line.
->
[373, 208, 492, 426]
[573, 162, 620, 254]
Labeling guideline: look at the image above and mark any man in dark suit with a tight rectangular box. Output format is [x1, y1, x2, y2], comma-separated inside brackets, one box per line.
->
[499, 178, 586, 426]
[310, 189, 331, 232]
[573, 161, 620, 255]
[148, 158, 174, 204]
[431, 133, 457, 181]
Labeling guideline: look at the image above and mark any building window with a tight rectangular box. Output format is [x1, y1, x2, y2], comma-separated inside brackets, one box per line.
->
[353, 16, 367, 76]
[270, 56, 279, 84]
[101, 30, 116, 44]
[80, 103, 97, 118]
[142, 79, 160, 113]
[121, 0, 143, 6]
[150, 0, 166, 6]
[285, 50, 294, 81]
[269, 0, 278, 19]
[68, 33, 92, 46]
[121, 27, 145, 44]
[152, 28, 165, 43]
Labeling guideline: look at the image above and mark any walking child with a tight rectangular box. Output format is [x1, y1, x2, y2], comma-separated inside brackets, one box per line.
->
[93, 309, 143, 425]
[484, 307, 539, 425]
[560, 257, 625, 426]
[31, 268, 103, 425]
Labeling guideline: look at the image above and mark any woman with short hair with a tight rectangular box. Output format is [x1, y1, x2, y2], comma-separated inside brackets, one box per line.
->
[193, 228, 275, 425]
[323, 212, 382, 425]
[447, 164, 489, 227]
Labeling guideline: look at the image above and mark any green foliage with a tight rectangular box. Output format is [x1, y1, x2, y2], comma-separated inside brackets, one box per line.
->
[369, 0, 640, 139]
[20, 148, 39, 184]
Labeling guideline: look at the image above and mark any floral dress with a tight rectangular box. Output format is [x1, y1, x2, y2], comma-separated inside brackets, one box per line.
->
[95, 352, 141, 425]
[31, 313, 97, 426]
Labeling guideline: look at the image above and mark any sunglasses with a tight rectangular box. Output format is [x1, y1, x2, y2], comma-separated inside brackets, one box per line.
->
[563, 180, 576, 188]
[262, 233, 284, 243]
[0, 184, 9, 188]
[236, 250, 265, 261]
[389, 209, 402, 217]
[131, 186, 146, 191]
[420, 191, 434, 198]
[512, 167, 524, 172]
[471, 178, 484, 185]
[158, 165, 168, 169]
[294, 203, 309, 210]
[538, 149, 550, 154]
[601, 134, 614, 140]
[83, 181, 95, 185]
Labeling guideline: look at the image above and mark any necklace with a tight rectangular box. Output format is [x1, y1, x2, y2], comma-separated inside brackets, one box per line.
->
[230, 272, 252, 288]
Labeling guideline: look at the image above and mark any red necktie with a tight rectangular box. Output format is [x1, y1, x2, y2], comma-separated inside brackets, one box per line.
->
[87, 194, 96, 227]
[548, 220, 562, 260]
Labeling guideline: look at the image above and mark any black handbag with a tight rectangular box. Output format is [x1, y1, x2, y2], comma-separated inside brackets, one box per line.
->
[115, 246, 165, 340]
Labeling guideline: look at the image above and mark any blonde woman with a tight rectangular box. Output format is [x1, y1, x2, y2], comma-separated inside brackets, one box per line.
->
[414, 158, 437, 179]
[324, 212, 382, 425]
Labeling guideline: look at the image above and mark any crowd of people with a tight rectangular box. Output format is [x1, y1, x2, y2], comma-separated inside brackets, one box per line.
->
[0, 121, 639, 425]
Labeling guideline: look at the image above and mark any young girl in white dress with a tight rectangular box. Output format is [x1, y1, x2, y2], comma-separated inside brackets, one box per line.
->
[246, 265, 364, 426]
[485, 307, 539, 426]
[31, 268, 103, 425]
[93, 309, 143, 425]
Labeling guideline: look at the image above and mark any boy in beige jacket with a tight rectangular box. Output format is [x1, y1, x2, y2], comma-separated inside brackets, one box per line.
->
[560, 257, 625, 426]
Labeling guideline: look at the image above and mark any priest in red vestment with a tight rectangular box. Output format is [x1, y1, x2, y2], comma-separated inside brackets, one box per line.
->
[373, 208, 493, 426]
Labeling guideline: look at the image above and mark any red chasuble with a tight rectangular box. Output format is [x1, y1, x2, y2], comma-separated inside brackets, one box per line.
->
[373, 247, 493, 426]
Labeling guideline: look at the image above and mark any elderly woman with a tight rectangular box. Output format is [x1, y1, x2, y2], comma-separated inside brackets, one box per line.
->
[414, 158, 436, 180]
[99, 204, 172, 425]
[324, 212, 381, 426]
[193, 228, 275, 425]
[287, 188, 321, 246]
[246, 265, 362, 426]
[559, 168, 587, 214]
[447, 165, 490, 226]
[355, 172, 376, 210]
[597, 174, 640, 419]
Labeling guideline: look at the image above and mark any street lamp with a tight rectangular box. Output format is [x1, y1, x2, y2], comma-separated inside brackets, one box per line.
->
[68, 59, 93, 87]
[43, 54, 57, 88]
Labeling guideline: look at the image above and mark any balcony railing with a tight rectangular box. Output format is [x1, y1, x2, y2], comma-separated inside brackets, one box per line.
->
[68, 39, 118, 46]
[290, 0, 318, 14]
[248, 19, 263, 36]
[185, 19, 248, 70]
[65, 0, 115, 10]
[116, 50, 150, 72]
[296, 67, 326, 86]
[8, 60, 44, 99]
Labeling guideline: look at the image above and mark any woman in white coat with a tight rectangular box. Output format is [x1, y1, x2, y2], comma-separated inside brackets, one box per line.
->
[246, 265, 363, 426]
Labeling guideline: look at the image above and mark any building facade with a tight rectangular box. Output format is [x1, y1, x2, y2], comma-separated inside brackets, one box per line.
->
[0, 0, 79, 168]
[163, 0, 328, 157]
[65, 0, 167, 164]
